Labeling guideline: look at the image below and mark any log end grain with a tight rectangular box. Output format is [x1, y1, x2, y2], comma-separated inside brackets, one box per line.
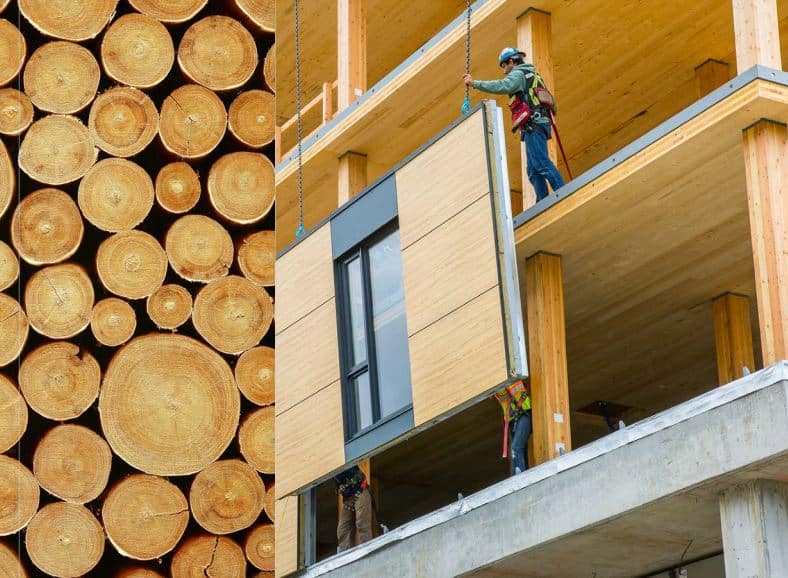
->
[0, 541, 27, 578]
[0, 87, 33, 136]
[0, 19, 25, 87]
[99, 334, 240, 476]
[208, 152, 274, 225]
[11, 188, 84, 266]
[192, 275, 273, 355]
[24, 263, 94, 339]
[0, 455, 39, 536]
[160, 84, 226, 158]
[103, 474, 188, 560]
[89, 86, 159, 157]
[91, 297, 137, 346]
[19, 0, 118, 41]
[237, 230, 274, 287]
[245, 523, 275, 571]
[0, 138, 12, 218]
[234, 346, 274, 406]
[238, 406, 274, 474]
[101, 13, 174, 88]
[128, 0, 208, 23]
[190, 460, 265, 535]
[23, 41, 100, 113]
[146, 283, 192, 330]
[0, 239, 19, 291]
[233, 0, 274, 33]
[96, 230, 167, 300]
[263, 43, 275, 93]
[165, 214, 233, 283]
[25, 502, 104, 577]
[0, 293, 29, 367]
[155, 161, 201, 214]
[18, 115, 98, 186]
[78, 158, 154, 232]
[19, 341, 101, 421]
[228, 90, 275, 148]
[0, 374, 27, 454]
[33, 424, 112, 504]
[263, 481, 275, 523]
[171, 535, 246, 578]
[177, 16, 258, 91]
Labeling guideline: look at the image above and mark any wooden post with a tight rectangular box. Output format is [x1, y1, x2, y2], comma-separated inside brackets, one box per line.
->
[517, 8, 557, 209]
[712, 293, 755, 384]
[322, 82, 334, 124]
[525, 252, 572, 465]
[742, 120, 788, 365]
[732, 0, 782, 73]
[338, 151, 367, 206]
[275, 125, 282, 164]
[337, 0, 366, 111]
[694, 59, 729, 99]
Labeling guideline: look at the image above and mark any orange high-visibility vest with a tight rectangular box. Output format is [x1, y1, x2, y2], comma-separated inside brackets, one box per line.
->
[492, 381, 531, 458]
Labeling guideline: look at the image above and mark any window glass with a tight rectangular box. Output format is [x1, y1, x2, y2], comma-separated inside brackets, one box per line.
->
[352, 371, 373, 431]
[346, 256, 366, 366]
[368, 230, 412, 417]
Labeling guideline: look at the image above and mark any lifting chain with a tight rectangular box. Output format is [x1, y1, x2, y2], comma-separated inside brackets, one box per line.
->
[295, 0, 305, 239]
[462, 0, 472, 115]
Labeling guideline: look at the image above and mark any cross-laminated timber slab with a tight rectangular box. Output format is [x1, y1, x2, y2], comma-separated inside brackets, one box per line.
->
[294, 363, 788, 578]
[513, 68, 788, 423]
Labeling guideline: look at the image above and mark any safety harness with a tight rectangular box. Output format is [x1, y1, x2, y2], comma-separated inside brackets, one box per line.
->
[492, 380, 531, 458]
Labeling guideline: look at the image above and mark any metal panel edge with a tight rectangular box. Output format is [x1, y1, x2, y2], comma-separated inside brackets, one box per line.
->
[483, 101, 527, 379]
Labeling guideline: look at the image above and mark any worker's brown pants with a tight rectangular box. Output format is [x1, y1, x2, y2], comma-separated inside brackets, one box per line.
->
[337, 487, 373, 551]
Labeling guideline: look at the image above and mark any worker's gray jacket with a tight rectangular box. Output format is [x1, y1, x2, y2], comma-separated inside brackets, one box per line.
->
[472, 63, 550, 125]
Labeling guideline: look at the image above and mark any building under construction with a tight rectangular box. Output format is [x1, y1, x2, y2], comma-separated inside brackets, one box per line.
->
[274, 0, 788, 576]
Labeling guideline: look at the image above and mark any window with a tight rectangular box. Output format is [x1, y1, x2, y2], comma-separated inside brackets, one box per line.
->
[337, 223, 412, 438]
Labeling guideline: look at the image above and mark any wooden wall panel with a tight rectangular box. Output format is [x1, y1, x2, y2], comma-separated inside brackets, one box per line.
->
[395, 110, 489, 248]
[275, 224, 334, 332]
[276, 298, 340, 414]
[275, 495, 299, 577]
[409, 287, 509, 426]
[402, 195, 498, 336]
[276, 381, 345, 497]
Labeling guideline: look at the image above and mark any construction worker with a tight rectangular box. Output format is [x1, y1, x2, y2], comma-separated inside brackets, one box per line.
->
[463, 47, 564, 202]
[493, 380, 532, 475]
[334, 465, 373, 551]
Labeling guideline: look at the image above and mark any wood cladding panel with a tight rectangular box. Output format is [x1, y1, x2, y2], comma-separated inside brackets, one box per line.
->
[275, 224, 334, 332]
[275, 381, 345, 497]
[395, 109, 489, 249]
[409, 287, 508, 426]
[276, 298, 340, 414]
[275, 495, 299, 577]
[401, 195, 498, 336]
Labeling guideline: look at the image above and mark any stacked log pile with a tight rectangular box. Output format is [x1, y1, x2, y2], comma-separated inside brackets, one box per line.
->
[0, 0, 276, 575]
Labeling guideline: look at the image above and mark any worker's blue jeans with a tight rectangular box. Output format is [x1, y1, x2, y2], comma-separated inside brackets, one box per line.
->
[509, 410, 532, 475]
[522, 123, 565, 202]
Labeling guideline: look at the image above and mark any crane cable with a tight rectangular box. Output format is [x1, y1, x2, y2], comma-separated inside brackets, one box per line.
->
[461, 0, 472, 115]
[294, 0, 305, 239]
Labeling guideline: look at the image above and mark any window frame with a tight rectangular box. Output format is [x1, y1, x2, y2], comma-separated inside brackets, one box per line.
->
[336, 220, 411, 441]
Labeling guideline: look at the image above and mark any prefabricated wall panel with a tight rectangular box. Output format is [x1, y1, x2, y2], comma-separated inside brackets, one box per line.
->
[274, 103, 525, 501]
[397, 109, 513, 426]
[276, 495, 300, 577]
[275, 222, 345, 497]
